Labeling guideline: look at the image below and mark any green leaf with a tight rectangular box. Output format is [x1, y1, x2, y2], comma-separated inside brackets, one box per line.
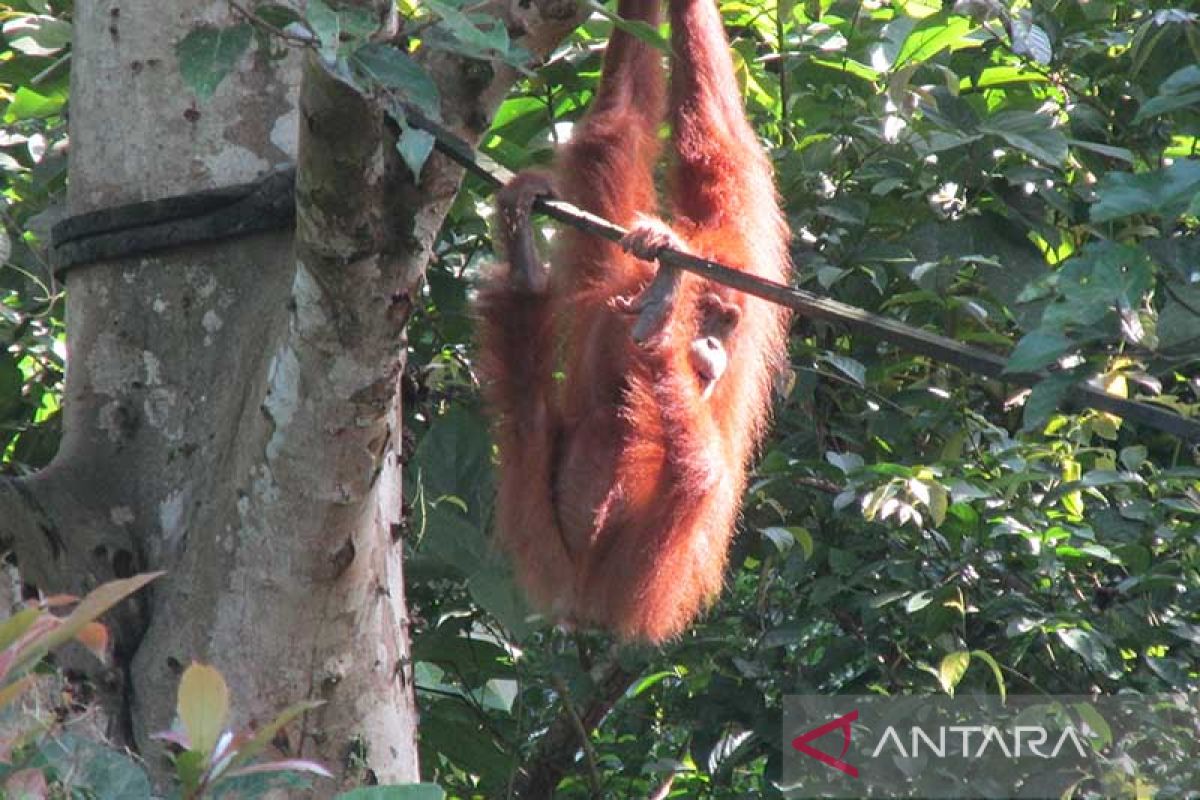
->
[335, 784, 447, 799]
[1070, 703, 1113, 749]
[397, 125, 436, 182]
[422, 0, 514, 62]
[892, 12, 974, 68]
[38, 733, 153, 800]
[467, 569, 535, 639]
[176, 24, 254, 100]
[1090, 160, 1200, 222]
[1134, 65, 1200, 121]
[968, 650, 1007, 701]
[306, 0, 378, 61]
[419, 506, 485, 574]
[1068, 139, 1134, 164]
[411, 406, 493, 526]
[978, 111, 1068, 165]
[175, 750, 207, 794]
[5, 85, 65, 121]
[1022, 372, 1074, 431]
[1005, 330, 1071, 374]
[306, 0, 340, 60]
[350, 43, 440, 116]
[1158, 282, 1200, 352]
[1009, 16, 1051, 65]
[820, 353, 865, 387]
[1055, 628, 1114, 674]
[177, 663, 230, 758]
[937, 650, 970, 695]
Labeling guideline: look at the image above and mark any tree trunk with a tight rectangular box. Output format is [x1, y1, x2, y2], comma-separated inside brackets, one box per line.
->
[0, 0, 585, 794]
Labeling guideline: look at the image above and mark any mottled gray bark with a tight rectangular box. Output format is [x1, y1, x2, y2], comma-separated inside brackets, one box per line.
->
[0, 0, 584, 794]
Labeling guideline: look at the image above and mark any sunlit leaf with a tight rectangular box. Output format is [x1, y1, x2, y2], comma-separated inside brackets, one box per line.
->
[177, 663, 230, 758]
[893, 12, 974, 68]
[937, 650, 970, 695]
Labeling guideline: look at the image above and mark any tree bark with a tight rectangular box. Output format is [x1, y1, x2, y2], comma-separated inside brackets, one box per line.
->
[0, 0, 586, 794]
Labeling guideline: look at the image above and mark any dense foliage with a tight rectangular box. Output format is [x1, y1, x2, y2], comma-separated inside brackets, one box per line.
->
[1, 0, 1198, 797]
[0, 0, 68, 476]
[401, 0, 1200, 797]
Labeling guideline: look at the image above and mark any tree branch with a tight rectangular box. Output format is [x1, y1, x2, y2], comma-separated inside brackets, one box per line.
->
[513, 654, 640, 798]
[401, 106, 1200, 445]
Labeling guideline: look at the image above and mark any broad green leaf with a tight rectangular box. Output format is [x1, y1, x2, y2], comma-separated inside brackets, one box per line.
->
[1068, 139, 1134, 164]
[1134, 65, 1200, 121]
[809, 56, 880, 82]
[350, 43, 440, 115]
[1056, 628, 1114, 674]
[820, 353, 865, 387]
[1009, 15, 1051, 64]
[1158, 282, 1200, 352]
[1022, 373, 1074, 431]
[306, 0, 377, 61]
[1137, 89, 1200, 120]
[423, 0, 514, 63]
[1005, 330, 1071, 373]
[37, 733, 153, 800]
[962, 65, 1048, 90]
[306, 0, 341, 60]
[5, 86, 65, 121]
[1090, 160, 1200, 222]
[892, 12, 974, 68]
[978, 111, 1067, 165]
[1071, 703, 1113, 749]
[467, 569, 535, 639]
[410, 406, 493, 527]
[178, 663, 230, 757]
[176, 24, 254, 100]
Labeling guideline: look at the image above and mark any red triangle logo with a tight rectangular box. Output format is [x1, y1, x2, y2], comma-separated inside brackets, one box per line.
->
[791, 709, 859, 777]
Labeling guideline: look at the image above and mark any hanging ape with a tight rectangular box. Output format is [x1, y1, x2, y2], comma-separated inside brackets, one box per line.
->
[475, 0, 790, 642]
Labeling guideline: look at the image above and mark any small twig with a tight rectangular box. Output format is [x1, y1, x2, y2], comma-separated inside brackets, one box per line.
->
[31, 53, 70, 87]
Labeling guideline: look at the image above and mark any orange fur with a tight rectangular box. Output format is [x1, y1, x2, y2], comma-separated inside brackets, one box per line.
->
[475, 0, 790, 642]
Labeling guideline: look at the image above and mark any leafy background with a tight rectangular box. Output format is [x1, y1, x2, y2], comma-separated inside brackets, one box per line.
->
[2, 0, 1200, 797]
